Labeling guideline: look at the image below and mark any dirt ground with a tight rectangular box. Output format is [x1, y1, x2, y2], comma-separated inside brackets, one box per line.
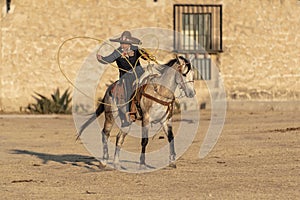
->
[0, 105, 299, 199]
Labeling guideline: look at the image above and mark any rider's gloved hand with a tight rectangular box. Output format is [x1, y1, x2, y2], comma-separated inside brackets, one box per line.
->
[96, 54, 102, 61]
[140, 49, 151, 61]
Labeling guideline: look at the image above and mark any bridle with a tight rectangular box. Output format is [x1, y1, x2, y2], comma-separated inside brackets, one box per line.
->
[137, 57, 194, 122]
[175, 58, 194, 93]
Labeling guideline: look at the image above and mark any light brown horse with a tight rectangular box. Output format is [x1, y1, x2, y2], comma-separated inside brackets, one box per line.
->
[77, 56, 195, 169]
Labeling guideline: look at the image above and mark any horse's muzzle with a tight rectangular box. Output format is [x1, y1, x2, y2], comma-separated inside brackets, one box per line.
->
[186, 90, 196, 98]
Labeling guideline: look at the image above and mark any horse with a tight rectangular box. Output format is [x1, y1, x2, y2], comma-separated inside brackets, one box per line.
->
[77, 56, 196, 169]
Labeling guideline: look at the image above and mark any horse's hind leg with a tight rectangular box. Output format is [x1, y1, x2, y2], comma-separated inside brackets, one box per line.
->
[101, 115, 113, 167]
[113, 130, 127, 169]
[162, 122, 176, 168]
[101, 131, 109, 167]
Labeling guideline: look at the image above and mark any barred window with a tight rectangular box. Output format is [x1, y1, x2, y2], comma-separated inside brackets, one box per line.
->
[192, 58, 211, 80]
[173, 4, 223, 54]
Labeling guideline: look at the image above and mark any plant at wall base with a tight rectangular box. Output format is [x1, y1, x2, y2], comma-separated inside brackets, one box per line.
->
[24, 88, 72, 114]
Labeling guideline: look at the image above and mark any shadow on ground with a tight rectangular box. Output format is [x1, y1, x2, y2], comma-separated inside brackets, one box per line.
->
[10, 149, 157, 172]
[10, 149, 112, 171]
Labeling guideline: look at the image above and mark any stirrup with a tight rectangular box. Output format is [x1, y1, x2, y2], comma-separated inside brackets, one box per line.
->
[127, 112, 137, 122]
[121, 120, 130, 128]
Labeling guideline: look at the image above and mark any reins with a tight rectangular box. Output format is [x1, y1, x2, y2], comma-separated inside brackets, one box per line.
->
[139, 81, 175, 121]
[137, 58, 193, 119]
[141, 86, 175, 107]
[142, 90, 174, 121]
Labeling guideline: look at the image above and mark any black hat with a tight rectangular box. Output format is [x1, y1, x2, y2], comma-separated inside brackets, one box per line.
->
[109, 31, 141, 45]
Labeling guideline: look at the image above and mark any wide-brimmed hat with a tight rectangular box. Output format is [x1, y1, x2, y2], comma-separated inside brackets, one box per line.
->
[109, 31, 141, 45]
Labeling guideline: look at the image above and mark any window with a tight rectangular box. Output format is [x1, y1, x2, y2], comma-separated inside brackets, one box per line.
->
[173, 4, 223, 54]
[182, 13, 212, 51]
[192, 58, 211, 80]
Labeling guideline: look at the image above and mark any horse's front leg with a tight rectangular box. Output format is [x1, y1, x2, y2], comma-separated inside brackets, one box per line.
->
[140, 114, 149, 169]
[162, 121, 176, 168]
[113, 130, 127, 169]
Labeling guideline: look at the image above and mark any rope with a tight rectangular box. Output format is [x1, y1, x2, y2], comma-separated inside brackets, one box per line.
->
[56, 36, 159, 107]
[57, 36, 103, 103]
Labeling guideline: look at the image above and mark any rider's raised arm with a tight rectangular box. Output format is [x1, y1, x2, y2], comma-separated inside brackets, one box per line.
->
[97, 49, 121, 64]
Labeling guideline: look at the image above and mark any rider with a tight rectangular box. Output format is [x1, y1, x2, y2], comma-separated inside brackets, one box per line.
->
[97, 31, 148, 127]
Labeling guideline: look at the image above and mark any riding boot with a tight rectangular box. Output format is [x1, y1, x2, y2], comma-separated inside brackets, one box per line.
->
[118, 95, 131, 128]
[129, 99, 137, 122]
[118, 107, 129, 127]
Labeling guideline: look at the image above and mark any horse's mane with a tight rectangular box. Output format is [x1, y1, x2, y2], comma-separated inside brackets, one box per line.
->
[164, 58, 178, 68]
[157, 56, 191, 74]
[178, 56, 191, 72]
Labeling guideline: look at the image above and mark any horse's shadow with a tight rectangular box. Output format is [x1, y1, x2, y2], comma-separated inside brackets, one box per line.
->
[10, 149, 156, 171]
[10, 149, 112, 171]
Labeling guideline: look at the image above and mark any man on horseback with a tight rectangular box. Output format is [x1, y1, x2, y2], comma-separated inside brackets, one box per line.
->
[96, 31, 148, 127]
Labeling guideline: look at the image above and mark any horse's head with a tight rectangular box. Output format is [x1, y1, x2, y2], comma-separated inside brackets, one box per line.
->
[173, 55, 196, 98]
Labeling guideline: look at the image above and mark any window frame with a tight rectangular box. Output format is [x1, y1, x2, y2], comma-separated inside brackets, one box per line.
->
[173, 4, 223, 54]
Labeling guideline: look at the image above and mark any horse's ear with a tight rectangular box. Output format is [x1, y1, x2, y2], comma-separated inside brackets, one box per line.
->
[174, 54, 180, 62]
[172, 54, 181, 70]
[177, 62, 182, 72]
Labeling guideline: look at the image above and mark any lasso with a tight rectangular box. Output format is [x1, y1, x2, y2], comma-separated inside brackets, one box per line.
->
[56, 35, 159, 107]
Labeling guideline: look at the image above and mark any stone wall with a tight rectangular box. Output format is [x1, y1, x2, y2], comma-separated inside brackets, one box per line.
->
[0, 0, 299, 112]
[222, 0, 300, 100]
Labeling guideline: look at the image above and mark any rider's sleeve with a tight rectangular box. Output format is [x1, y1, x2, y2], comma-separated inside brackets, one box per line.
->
[131, 45, 147, 60]
[98, 50, 120, 64]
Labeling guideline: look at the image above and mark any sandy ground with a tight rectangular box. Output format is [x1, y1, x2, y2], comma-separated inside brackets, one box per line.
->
[0, 107, 299, 199]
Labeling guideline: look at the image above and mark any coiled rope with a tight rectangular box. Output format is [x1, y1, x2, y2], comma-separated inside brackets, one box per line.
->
[56, 36, 159, 107]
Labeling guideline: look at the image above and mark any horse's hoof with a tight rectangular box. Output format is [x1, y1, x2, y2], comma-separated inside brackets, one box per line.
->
[98, 161, 107, 168]
[169, 162, 177, 168]
[139, 164, 147, 170]
[113, 163, 121, 170]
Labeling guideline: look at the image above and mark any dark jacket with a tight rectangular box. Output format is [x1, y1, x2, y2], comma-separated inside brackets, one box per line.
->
[99, 45, 144, 78]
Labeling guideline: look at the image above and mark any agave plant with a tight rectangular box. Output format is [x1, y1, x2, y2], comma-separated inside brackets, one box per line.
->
[25, 88, 72, 114]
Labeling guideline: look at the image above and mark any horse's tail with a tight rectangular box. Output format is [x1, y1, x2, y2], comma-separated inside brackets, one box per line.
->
[95, 100, 105, 117]
[76, 100, 105, 141]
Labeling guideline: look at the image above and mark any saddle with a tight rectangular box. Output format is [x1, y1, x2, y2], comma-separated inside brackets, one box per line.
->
[110, 80, 126, 104]
[110, 80, 141, 122]
[110, 74, 162, 122]
[129, 74, 161, 122]
[129, 85, 145, 122]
